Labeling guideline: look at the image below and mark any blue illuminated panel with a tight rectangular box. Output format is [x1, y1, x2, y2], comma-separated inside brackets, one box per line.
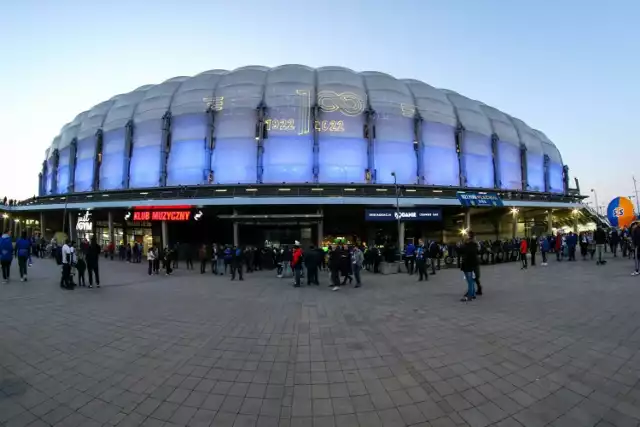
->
[548, 162, 564, 193]
[317, 107, 367, 183]
[56, 147, 72, 194]
[526, 152, 545, 192]
[99, 129, 126, 190]
[167, 114, 208, 186]
[45, 158, 55, 195]
[374, 114, 415, 184]
[496, 141, 521, 190]
[263, 105, 313, 183]
[460, 132, 494, 188]
[74, 137, 96, 192]
[129, 120, 162, 188]
[421, 122, 459, 186]
[212, 109, 258, 184]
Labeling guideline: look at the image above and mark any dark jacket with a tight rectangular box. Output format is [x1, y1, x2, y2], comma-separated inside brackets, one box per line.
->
[86, 242, 101, 265]
[460, 241, 479, 273]
[594, 229, 607, 245]
[632, 227, 640, 247]
[304, 249, 320, 268]
[15, 238, 31, 258]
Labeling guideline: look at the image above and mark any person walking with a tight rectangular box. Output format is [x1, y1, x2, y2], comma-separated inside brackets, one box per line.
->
[352, 246, 364, 288]
[15, 231, 31, 282]
[555, 231, 563, 261]
[404, 241, 416, 275]
[60, 239, 75, 290]
[75, 253, 87, 287]
[632, 224, 640, 275]
[199, 244, 208, 274]
[520, 238, 528, 270]
[86, 236, 101, 288]
[291, 241, 303, 287]
[304, 245, 320, 286]
[540, 236, 550, 266]
[329, 245, 341, 291]
[529, 235, 537, 266]
[594, 226, 607, 265]
[416, 240, 428, 282]
[147, 245, 157, 275]
[1, 230, 13, 283]
[428, 240, 440, 275]
[231, 246, 244, 281]
[460, 232, 478, 302]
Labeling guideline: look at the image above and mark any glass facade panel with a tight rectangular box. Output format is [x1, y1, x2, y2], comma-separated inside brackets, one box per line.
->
[211, 138, 257, 184]
[74, 136, 96, 192]
[374, 113, 415, 184]
[549, 163, 564, 193]
[460, 132, 494, 188]
[129, 120, 162, 188]
[496, 141, 521, 190]
[56, 147, 72, 194]
[421, 122, 459, 186]
[100, 128, 126, 190]
[526, 152, 545, 192]
[167, 114, 208, 186]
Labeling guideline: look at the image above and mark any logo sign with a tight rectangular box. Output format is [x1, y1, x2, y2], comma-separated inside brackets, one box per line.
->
[457, 192, 504, 207]
[130, 211, 192, 222]
[76, 210, 92, 231]
[365, 209, 442, 222]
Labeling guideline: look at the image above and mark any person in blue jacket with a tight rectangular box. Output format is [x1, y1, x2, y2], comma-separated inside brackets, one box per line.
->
[0, 230, 13, 283]
[14, 231, 31, 282]
[404, 242, 416, 275]
[540, 236, 550, 266]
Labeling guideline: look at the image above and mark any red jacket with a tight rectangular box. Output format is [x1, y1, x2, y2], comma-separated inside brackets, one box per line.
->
[291, 248, 303, 268]
[519, 239, 528, 254]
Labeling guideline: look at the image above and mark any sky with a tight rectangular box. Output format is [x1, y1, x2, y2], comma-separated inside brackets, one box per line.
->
[1, 0, 638, 211]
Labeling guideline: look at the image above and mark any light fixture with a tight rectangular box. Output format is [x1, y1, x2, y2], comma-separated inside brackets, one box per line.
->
[376, 188, 387, 192]
[2, 213, 8, 219]
[86, 195, 93, 198]
[572, 208, 580, 215]
[278, 188, 291, 192]
[246, 188, 258, 192]
[102, 194, 109, 197]
[215, 188, 227, 192]
[510, 207, 519, 215]
[405, 189, 417, 192]
[460, 228, 468, 235]
[344, 188, 356, 192]
[433, 190, 443, 193]
[139, 192, 148, 195]
[311, 188, 324, 191]
[14, 218, 20, 223]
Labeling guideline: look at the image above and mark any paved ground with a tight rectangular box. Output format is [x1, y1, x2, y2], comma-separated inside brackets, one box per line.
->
[1, 252, 640, 427]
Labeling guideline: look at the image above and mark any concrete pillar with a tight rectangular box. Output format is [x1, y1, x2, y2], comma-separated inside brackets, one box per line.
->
[15, 220, 20, 237]
[68, 212, 76, 242]
[108, 211, 114, 245]
[399, 221, 406, 248]
[40, 212, 45, 238]
[547, 210, 553, 236]
[464, 209, 472, 231]
[233, 209, 239, 247]
[161, 221, 169, 248]
[2, 216, 7, 233]
[512, 213, 518, 239]
[317, 209, 324, 247]
[573, 211, 579, 233]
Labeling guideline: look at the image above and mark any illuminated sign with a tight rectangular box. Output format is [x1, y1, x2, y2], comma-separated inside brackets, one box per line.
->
[265, 118, 345, 133]
[76, 210, 92, 231]
[457, 192, 504, 207]
[365, 209, 442, 222]
[130, 211, 192, 221]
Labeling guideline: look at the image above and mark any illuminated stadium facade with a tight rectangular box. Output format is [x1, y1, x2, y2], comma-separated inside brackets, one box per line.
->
[9, 65, 585, 247]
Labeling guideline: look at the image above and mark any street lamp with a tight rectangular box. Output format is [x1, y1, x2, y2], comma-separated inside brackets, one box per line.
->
[590, 189, 599, 215]
[391, 172, 402, 259]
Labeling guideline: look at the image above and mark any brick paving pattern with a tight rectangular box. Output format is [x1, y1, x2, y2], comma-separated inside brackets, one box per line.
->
[1, 253, 640, 426]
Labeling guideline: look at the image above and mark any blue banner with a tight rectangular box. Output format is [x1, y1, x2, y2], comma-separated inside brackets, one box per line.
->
[457, 192, 503, 207]
[365, 208, 442, 222]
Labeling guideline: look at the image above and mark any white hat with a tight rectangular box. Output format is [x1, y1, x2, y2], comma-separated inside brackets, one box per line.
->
[294, 240, 300, 246]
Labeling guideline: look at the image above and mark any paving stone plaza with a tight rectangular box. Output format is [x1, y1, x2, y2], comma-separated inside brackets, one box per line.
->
[1, 255, 640, 427]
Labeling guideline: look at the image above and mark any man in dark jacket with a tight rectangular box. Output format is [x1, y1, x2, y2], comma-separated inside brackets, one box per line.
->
[632, 224, 640, 275]
[594, 226, 607, 265]
[529, 235, 538, 266]
[460, 232, 479, 302]
[86, 236, 101, 288]
[610, 229, 620, 257]
[231, 246, 243, 281]
[304, 245, 320, 286]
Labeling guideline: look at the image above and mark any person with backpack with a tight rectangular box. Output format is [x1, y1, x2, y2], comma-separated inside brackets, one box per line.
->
[416, 240, 429, 282]
[14, 231, 31, 282]
[231, 246, 244, 281]
[0, 230, 13, 283]
[224, 245, 233, 275]
[291, 241, 303, 287]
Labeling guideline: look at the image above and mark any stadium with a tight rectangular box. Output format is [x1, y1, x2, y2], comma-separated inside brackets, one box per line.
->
[5, 65, 586, 250]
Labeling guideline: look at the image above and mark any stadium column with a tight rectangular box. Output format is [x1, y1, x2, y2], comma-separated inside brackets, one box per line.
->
[233, 209, 239, 247]
[465, 209, 472, 231]
[399, 222, 405, 248]
[161, 221, 169, 249]
[2, 216, 6, 234]
[317, 209, 323, 248]
[68, 212, 76, 242]
[108, 211, 114, 245]
[547, 210, 553, 235]
[512, 211, 518, 239]
[40, 212, 45, 238]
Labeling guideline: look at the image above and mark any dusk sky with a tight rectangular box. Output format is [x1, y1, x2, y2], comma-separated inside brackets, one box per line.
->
[1, 0, 638, 210]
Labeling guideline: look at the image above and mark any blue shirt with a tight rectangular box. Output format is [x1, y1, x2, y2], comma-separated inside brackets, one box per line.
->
[405, 244, 416, 256]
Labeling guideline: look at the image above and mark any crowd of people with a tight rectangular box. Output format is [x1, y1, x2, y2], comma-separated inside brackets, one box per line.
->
[2, 222, 639, 299]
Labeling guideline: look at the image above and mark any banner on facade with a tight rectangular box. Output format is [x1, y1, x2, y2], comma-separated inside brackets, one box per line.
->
[457, 192, 503, 207]
[365, 208, 442, 222]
